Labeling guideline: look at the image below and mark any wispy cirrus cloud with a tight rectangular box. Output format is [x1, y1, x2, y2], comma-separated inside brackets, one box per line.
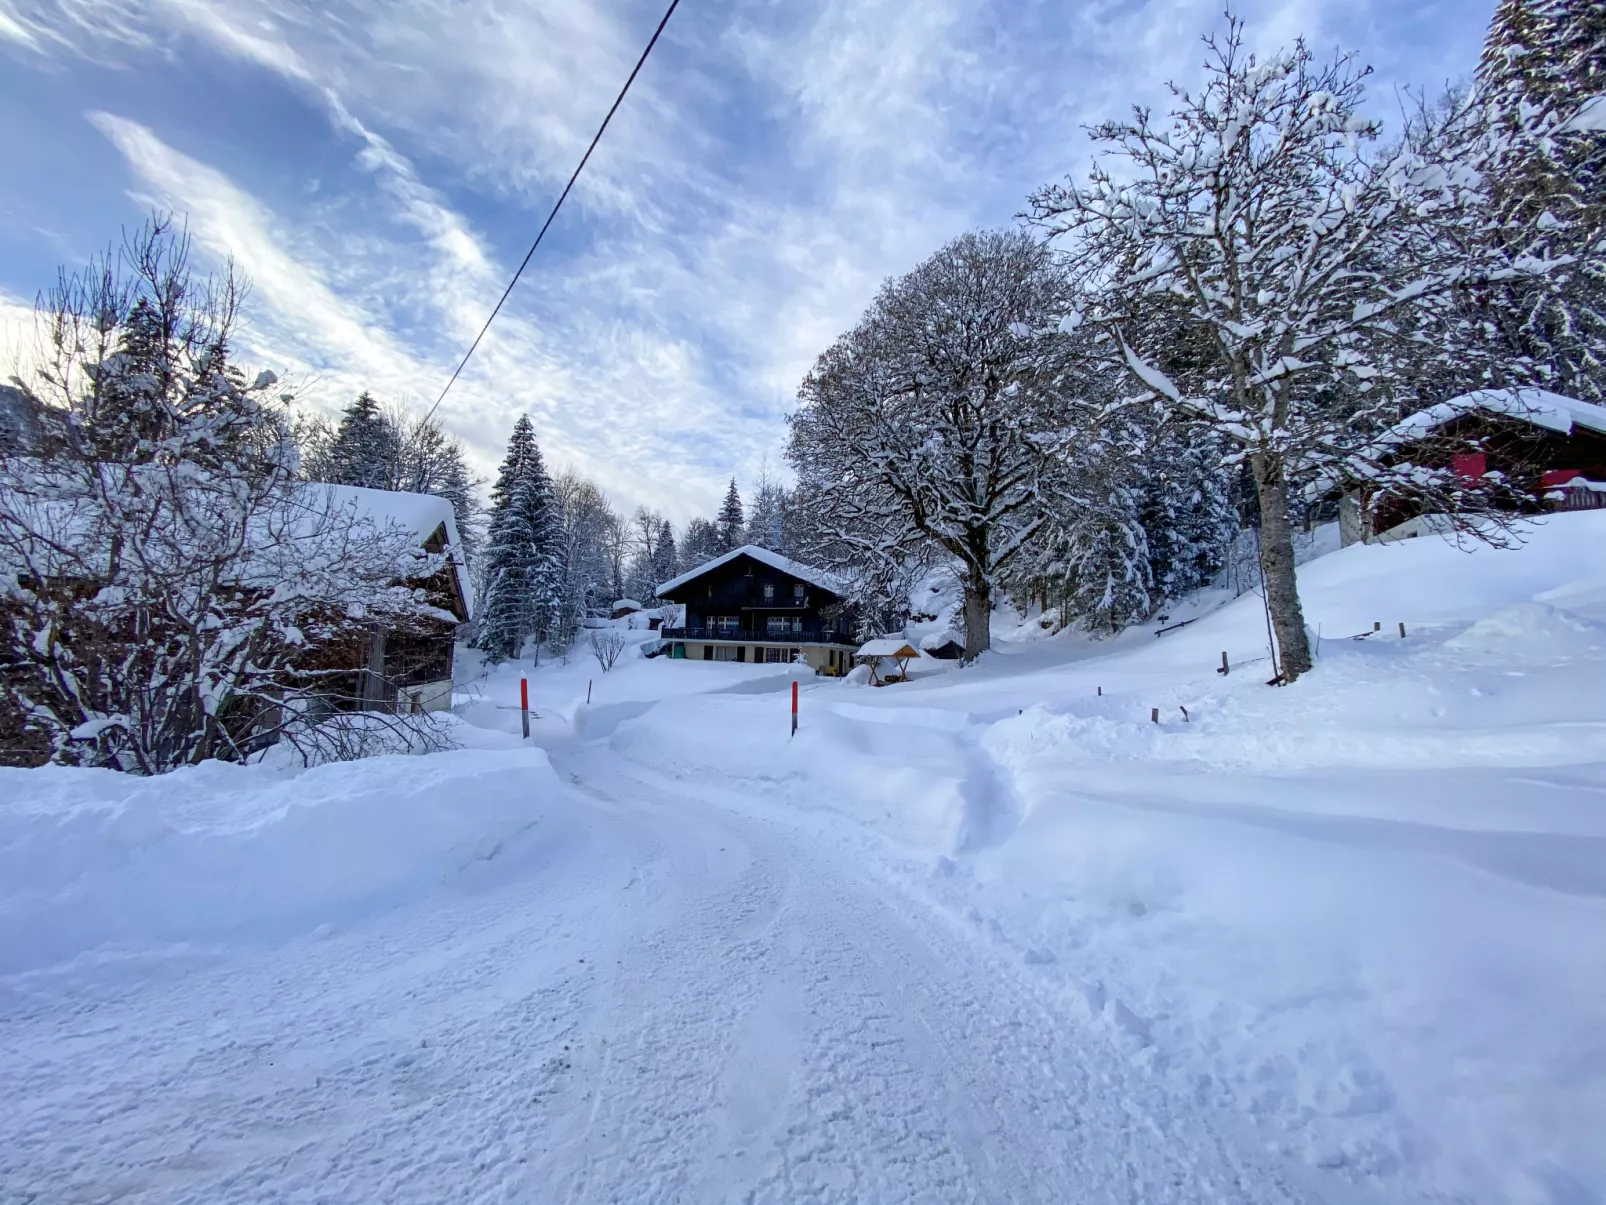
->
[0, 0, 1492, 519]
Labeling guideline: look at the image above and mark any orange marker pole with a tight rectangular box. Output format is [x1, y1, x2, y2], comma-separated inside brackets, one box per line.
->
[791, 679, 799, 738]
[520, 677, 530, 739]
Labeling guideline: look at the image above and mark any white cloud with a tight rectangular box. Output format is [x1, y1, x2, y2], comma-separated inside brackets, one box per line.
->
[3, 0, 1492, 522]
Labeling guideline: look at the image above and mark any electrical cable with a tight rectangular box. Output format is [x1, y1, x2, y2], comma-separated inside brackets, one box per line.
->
[423, 0, 682, 422]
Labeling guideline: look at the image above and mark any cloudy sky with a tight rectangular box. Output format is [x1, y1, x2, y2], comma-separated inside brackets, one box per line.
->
[1, 0, 1489, 520]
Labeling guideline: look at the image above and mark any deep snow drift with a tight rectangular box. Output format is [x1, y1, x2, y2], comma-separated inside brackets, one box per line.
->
[3, 513, 1604, 1204]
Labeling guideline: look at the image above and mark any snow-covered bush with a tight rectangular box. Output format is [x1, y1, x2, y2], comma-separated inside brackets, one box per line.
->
[0, 218, 453, 773]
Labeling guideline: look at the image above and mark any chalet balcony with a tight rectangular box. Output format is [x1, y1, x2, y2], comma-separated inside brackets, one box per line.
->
[660, 624, 855, 645]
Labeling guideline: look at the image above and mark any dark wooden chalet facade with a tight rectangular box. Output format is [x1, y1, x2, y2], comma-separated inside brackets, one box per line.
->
[656, 545, 858, 674]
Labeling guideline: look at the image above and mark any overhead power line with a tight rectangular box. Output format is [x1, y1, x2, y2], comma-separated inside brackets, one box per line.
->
[424, 0, 682, 421]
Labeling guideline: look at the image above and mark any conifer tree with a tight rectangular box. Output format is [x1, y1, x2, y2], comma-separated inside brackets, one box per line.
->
[326, 393, 397, 489]
[716, 478, 745, 551]
[1477, 0, 1606, 401]
[477, 419, 561, 663]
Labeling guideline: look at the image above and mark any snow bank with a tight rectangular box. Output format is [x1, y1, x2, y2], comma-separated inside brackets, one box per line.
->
[0, 747, 560, 976]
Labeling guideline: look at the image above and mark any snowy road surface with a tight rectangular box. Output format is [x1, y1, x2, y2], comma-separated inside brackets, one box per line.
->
[3, 744, 1314, 1205]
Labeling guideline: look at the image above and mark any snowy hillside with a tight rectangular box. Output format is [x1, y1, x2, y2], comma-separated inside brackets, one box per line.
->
[4, 514, 1605, 1203]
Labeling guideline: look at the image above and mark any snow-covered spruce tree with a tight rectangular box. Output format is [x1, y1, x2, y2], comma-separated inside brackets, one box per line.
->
[653, 518, 677, 591]
[1029, 20, 1538, 682]
[1006, 397, 1156, 634]
[324, 393, 398, 490]
[788, 229, 1074, 662]
[744, 466, 791, 552]
[1476, 0, 1606, 402]
[716, 478, 745, 552]
[1141, 423, 1238, 600]
[0, 219, 448, 772]
[678, 516, 723, 573]
[476, 419, 561, 663]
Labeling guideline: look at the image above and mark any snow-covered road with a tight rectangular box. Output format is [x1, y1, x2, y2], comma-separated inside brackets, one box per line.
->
[3, 744, 1314, 1205]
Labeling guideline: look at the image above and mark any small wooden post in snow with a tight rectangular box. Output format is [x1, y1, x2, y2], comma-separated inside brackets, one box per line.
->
[1151, 707, 1159, 724]
[1399, 622, 1407, 638]
[1218, 651, 1229, 676]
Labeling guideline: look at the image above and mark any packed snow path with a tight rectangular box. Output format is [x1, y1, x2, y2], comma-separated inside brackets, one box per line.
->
[2, 744, 1317, 1205]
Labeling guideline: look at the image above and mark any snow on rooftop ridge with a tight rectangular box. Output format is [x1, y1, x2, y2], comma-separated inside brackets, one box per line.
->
[1396, 388, 1606, 441]
[656, 544, 849, 599]
[857, 637, 920, 657]
[301, 484, 474, 618]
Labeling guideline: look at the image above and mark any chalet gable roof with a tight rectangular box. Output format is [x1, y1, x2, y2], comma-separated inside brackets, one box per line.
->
[307, 484, 474, 620]
[1393, 388, 1606, 443]
[656, 544, 848, 600]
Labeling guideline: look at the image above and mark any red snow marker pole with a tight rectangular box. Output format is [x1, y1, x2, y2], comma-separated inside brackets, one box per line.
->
[791, 680, 799, 738]
[520, 677, 530, 739]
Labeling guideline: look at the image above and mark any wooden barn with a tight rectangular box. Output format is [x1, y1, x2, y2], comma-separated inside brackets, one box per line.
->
[656, 545, 859, 674]
[306, 486, 473, 714]
[1340, 389, 1606, 545]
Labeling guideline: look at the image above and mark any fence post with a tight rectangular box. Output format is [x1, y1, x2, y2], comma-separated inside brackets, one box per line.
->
[1151, 707, 1159, 724]
[520, 677, 530, 739]
[1399, 622, 1407, 638]
[587, 679, 593, 704]
[791, 680, 799, 737]
[1218, 651, 1229, 676]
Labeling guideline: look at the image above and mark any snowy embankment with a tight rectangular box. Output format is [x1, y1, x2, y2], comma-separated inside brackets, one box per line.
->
[0, 733, 551, 977]
[574, 514, 1606, 1203]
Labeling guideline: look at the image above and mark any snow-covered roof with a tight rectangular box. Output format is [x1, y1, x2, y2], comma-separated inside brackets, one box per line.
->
[655, 544, 849, 599]
[1391, 389, 1606, 443]
[300, 484, 474, 619]
[613, 598, 643, 611]
[919, 630, 964, 651]
[857, 638, 920, 659]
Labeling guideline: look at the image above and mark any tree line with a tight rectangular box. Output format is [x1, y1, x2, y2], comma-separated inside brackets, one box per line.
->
[786, 4, 1605, 678]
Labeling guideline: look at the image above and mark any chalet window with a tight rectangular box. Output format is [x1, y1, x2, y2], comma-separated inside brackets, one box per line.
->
[712, 615, 740, 634]
[793, 584, 805, 601]
[714, 644, 740, 662]
[766, 616, 802, 636]
[763, 646, 789, 663]
[763, 583, 774, 601]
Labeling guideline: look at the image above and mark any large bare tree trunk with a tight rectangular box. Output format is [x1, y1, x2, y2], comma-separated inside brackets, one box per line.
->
[1251, 451, 1313, 683]
[960, 574, 991, 665]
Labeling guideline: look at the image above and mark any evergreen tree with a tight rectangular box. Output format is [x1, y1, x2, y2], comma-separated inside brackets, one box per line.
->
[1477, 0, 1606, 402]
[716, 478, 745, 551]
[745, 470, 790, 552]
[679, 516, 723, 572]
[1141, 427, 1236, 601]
[650, 518, 678, 595]
[489, 414, 538, 512]
[477, 420, 561, 663]
[326, 393, 397, 489]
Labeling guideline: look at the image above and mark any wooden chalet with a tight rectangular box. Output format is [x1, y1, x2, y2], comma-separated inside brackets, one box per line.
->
[1341, 389, 1606, 545]
[308, 486, 473, 714]
[655, 545, 858, 674]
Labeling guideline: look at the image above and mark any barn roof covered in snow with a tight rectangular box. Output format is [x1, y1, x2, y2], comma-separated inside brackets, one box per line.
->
[1390, 388, 1606, 443]
[301, 484, 474, 619]
[655, 544, 849, 600]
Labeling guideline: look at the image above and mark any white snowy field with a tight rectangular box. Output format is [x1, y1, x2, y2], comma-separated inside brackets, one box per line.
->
[3, 515, 1605, 1204]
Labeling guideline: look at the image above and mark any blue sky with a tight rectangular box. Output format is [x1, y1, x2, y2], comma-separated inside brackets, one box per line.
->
[1, 0, 1490, 520]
